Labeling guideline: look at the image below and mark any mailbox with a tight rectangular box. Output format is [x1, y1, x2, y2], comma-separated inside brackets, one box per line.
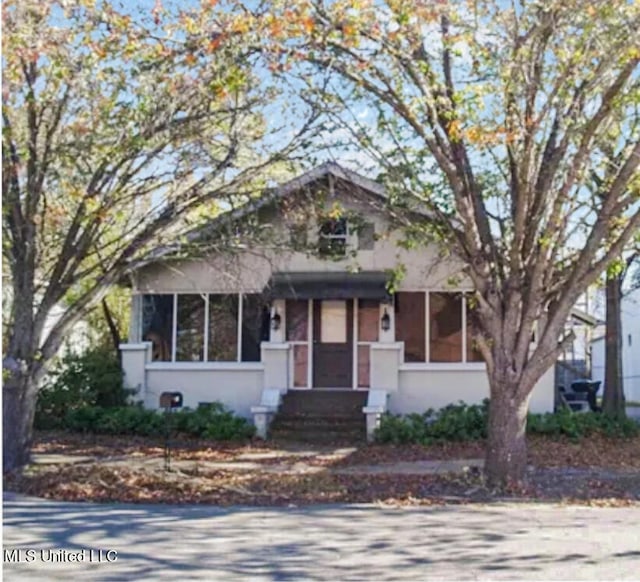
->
[160, 391, 183, 409]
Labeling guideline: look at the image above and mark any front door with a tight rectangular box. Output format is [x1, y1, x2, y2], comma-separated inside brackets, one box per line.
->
[313, 299, 353, 388]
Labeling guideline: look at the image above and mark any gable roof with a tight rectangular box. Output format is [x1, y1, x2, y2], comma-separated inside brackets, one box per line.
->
[198, 161, 389, 229]
[130, 162, 397, 271]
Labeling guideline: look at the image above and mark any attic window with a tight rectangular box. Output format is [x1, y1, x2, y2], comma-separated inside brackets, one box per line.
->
[319, 217, 347, 257]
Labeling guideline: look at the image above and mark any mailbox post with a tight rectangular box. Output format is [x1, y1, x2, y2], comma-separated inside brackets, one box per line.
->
[159, 392, 183, 471]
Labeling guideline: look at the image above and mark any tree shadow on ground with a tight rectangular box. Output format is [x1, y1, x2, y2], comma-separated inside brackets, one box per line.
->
[3, 494, 636, 581]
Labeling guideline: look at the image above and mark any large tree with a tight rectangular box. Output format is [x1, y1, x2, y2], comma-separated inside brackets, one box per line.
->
[261, 0, 640, 484]
[602, 251, 639, 419]
[2, 0, 316, 472]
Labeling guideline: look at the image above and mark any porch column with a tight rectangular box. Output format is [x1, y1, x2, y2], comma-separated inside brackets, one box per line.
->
[365, 343, 402, 442]
[369, 343, 402, 392]
[261, 342, 290, 393]
[129, 294, 143, 342]
[119, 342, 152, 404]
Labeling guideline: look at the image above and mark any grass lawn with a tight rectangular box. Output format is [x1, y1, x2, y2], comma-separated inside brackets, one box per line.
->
[3, 431, 640, 507]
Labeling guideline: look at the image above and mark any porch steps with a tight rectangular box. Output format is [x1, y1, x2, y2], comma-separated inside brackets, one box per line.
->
[270, 390, 367, 444]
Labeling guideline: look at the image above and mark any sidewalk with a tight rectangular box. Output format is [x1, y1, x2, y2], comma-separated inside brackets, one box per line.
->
[31, 448, 485, 476]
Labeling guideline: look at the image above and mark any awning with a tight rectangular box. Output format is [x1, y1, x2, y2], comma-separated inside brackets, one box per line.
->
[266, 271, 391, 301]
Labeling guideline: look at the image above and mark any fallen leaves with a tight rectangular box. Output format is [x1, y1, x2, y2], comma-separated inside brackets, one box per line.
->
[10, 431, 639, 507]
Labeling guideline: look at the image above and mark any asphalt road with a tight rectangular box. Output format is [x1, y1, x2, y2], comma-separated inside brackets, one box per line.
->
[3, 493, 640, 581]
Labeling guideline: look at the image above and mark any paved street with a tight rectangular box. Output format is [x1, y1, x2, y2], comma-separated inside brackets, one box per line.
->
[3, 493, 640, 581]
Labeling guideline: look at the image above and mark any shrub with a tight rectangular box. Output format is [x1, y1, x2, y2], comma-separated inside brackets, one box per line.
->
[375, 401, 488, 444]
[527, 408, 639, 439]
[427, 401, 488, 441]
[375, 400, 638, 444]
[35, 347, 130, 429]
[173, 403, 255, 440]
[62, 402, 255, 441]
[374, 412, 434, 445]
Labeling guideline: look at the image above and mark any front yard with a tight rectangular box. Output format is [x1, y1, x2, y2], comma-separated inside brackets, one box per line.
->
[4, 431, 640, 507]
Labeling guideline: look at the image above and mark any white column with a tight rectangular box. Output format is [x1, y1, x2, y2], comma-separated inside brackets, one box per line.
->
[119, 342, 152, 405]
[261, 342, 290, 393]
[370, 342, 403, 392]
[129, 294, 142, 342]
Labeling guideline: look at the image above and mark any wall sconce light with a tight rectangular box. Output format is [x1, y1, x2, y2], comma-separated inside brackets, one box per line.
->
[271, 310, 281, 331]
[380, 308, 391, 332]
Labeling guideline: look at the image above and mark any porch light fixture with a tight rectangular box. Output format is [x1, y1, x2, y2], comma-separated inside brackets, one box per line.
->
[380, 308, 391, 332]
[271, 310, 281, 331]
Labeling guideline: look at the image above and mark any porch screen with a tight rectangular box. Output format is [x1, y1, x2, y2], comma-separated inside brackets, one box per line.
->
[142, 294, 174, 361]
[429, 292, 463, 362]
[176, 295, 205, 361]
[466, 298, 484, 362]
[141, 293, 269, 363]
[393, 291, 483, 364]
[208, 295, 239, 361]
[395, 292, 426, 362]
[241, 294, 270, 362]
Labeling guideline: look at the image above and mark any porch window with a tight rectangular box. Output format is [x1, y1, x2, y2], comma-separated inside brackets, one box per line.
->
[395, 292, 426, 362]
[241, 294, 270, 362]
[141, 293, 269, 363]
[466, 302, 484, 362]
[208, 294, 239, 361]
[176, 294, 206, 361]
[142, 294, 174, 361]
[394, 291, 483, 364]
[429, 292, 462, 362]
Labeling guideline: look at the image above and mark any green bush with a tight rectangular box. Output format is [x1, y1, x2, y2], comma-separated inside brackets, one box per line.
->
[428, 401, 489, 441]
[62, 402, 255, 441]
[375, 400, 638, 444]
[527, 408, 639, 438]
[374, 412, 434, 445]
[375, 401, 488, 444]
[35, 347, 130, 429]
[173, 403, 255, 440]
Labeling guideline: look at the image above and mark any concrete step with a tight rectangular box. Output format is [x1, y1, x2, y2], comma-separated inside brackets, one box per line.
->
[279, 390, 368, 417]
[269, 427, 366, 444]
[272, 415, 363, 426]
[271, 390, 368, 444]
[271, 417, 366, 432]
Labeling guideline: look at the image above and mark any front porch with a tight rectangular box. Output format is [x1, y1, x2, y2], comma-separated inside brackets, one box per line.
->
[120, 275, 555, 442]
[121, 287, 403, 441]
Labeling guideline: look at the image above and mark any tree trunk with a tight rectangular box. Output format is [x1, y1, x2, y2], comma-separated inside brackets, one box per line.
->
[603, 274, 626, 419]
[485, 386, 530, 488]
[101, 298, 122, 363]
[3, 362, 39, 473]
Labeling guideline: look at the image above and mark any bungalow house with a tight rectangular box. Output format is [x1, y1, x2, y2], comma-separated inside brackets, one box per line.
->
[119, 163, 554, 440]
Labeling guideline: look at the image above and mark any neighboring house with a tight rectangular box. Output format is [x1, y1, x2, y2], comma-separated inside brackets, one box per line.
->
[591, 287, 640, 403]
[119, 163, 555, 440]
[555, 307, 599, 392]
